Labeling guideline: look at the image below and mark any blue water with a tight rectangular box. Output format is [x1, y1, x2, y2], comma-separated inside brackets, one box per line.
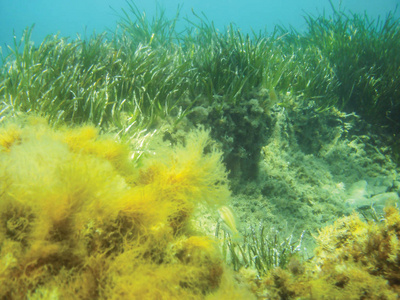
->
[0, 0, 399, 51]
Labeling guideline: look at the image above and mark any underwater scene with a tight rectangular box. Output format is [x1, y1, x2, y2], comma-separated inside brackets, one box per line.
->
[0, 0, 400, 299]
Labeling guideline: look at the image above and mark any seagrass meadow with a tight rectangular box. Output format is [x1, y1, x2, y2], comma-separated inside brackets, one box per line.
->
[1, 1, 400, 299]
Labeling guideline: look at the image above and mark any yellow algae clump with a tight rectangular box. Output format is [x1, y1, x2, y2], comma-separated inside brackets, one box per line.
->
[259, 207, 400, 299]
[0, 118, 252, 299]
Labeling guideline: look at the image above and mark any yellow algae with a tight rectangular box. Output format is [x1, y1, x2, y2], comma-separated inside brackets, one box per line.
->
[0, 118, 251, 299]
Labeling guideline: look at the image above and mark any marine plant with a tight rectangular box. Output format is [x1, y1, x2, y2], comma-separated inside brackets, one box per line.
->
[1, 1, 399, 129]
[0, 23, 191, 133]
[0, 117, 256, 299]
[218, 223, 304, 277]
[257, 206, 400, 299]
[279, 2, 400, 130]
[114, 0, 181, 48]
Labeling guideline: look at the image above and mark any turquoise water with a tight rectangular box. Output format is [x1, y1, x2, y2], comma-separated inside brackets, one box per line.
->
[1, 0, 399, 50]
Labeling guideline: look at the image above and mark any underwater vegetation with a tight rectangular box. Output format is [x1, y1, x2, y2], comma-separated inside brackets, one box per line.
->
[0, 117, 257, 299]
[1, 1, 399, 133]
[1, 0, 399, 182]
[1, 117, 398, 299]
[0, 1, 400, 298]
[0, 26, 190, 133]
[256, 206, 400, 299]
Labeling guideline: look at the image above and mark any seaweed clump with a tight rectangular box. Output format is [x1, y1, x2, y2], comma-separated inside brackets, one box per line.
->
[0, 118, 254, 299]
[257, 206, 400, 299]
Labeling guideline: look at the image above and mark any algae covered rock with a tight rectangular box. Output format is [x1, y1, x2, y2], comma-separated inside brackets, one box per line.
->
[258, 206, 400, 299]
[234, 102, 399, 242]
